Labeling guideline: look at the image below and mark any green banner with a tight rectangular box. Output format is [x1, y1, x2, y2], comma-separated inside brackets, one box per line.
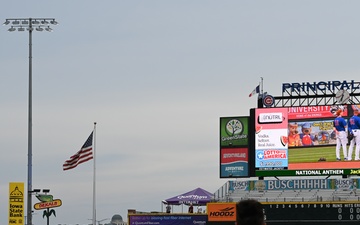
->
[220, 117, 249, 147]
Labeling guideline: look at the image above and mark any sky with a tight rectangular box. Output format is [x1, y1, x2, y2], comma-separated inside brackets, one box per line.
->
[1, 1, 360, 224]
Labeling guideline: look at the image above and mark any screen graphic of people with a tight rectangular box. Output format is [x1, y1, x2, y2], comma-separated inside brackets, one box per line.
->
[333, 109, 348, 161]
[288, 123, 301, 147]
[347, 109, 360, 160]
[300, 122, 316, 146]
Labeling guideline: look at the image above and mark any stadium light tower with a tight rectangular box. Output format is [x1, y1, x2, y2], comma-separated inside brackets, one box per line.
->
[3, 18, 58, 225]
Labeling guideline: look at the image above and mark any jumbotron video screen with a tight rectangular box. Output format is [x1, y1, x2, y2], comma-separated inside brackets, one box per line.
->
[253, 104, 360, 177]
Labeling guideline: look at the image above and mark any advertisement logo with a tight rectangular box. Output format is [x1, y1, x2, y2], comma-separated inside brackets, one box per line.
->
[34, 194, 62, 209]
[263, 95, 275, 107]
[230, 181, 248, 191]
[226, 119, 243, 136]
[207, 203, 236, 221]
[258, 112, 283, 124]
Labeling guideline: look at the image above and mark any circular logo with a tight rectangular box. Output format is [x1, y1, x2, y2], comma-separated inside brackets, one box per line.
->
[226, 119, 243, 136]
[263, 95, 275, 107]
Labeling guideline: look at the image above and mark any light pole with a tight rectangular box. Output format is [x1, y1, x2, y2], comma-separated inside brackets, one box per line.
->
[3, 18, 58, 225]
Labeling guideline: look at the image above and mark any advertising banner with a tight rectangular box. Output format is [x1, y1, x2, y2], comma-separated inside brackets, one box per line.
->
[255, 108, 289, 170]
[288, 105, 348, 120]
[128, 215, 207, 225]
[228, 179, 360, 191]
[220, 117, 249, 147]
[207, 203, 236, 222]
[9, 182, 24, 225]
[220, 147, 248, 177]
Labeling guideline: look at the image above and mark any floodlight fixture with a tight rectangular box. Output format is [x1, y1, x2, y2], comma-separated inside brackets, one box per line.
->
[36, 27, 43, 31]
[3, 20, 10, 25]
[45, 27, 52, 32]
[12, 20, 19, 25]
[22, 20, 29, 25]
[8, 27, 16, 32]
[42, 189, 50, 193]
[18, 27, 25, 31]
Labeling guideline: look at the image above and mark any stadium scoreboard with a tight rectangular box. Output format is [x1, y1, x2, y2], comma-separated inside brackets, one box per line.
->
[263, 202, 360, 223]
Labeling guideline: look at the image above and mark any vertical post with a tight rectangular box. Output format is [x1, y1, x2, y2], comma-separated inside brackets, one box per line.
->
[93, 122, 97, 225]
[46, 208, 50, 225]
[27, 18, 33, 225]
[257, 77, 264, 108]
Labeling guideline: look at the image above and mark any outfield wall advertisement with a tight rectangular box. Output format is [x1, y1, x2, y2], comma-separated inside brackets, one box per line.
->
[128, 214, 207, 225]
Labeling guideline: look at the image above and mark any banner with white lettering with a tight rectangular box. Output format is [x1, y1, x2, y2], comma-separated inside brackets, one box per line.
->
[220, 148, 248, 177]
[229, 179, 360, 191]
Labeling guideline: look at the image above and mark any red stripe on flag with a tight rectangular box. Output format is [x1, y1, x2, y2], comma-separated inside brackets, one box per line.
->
[63, 131, 94, 171]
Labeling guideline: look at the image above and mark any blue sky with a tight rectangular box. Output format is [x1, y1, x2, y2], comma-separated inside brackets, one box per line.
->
[1, 1, 360, 224]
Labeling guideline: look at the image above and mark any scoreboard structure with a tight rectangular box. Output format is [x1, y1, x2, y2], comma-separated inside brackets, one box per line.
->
[220, 80, 360, 178]
[263, 201, 360, 225]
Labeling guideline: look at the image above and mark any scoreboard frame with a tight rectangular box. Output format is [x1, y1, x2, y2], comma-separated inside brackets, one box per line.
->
[263, 201, 360, 224]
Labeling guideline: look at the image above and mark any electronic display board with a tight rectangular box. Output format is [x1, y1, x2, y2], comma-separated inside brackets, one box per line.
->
[220, 117, 249, 147]
[263, 201, 360, 224]
[220, 117, 250, 178]
[253, 107, 289, 172]
[253, 104, 360, 177]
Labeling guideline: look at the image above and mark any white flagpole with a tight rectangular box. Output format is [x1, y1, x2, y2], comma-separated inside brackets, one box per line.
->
[260, 77, 264, 97]
[93, 122, 97, 225]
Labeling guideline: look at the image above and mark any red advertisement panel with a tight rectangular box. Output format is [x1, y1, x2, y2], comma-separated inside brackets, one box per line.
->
[288, 105, 348, 120]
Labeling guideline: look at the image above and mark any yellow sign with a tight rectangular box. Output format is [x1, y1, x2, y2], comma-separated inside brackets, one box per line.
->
[34, 199, 62, 210]
[9, 182, 24, 225]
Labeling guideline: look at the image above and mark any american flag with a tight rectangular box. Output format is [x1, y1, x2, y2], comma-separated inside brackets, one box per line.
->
[63, 131, 94, 171]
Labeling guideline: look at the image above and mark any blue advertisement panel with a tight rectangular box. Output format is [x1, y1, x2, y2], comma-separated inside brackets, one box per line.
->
[129, 215, 207, 225]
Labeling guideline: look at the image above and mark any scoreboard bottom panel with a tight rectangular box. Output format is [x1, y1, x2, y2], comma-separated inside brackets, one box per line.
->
[263, 202, 360, 223]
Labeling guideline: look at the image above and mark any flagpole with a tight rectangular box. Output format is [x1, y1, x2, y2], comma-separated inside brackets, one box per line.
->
[93, 122, 97, 225]
[260, 77, 264, 97]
